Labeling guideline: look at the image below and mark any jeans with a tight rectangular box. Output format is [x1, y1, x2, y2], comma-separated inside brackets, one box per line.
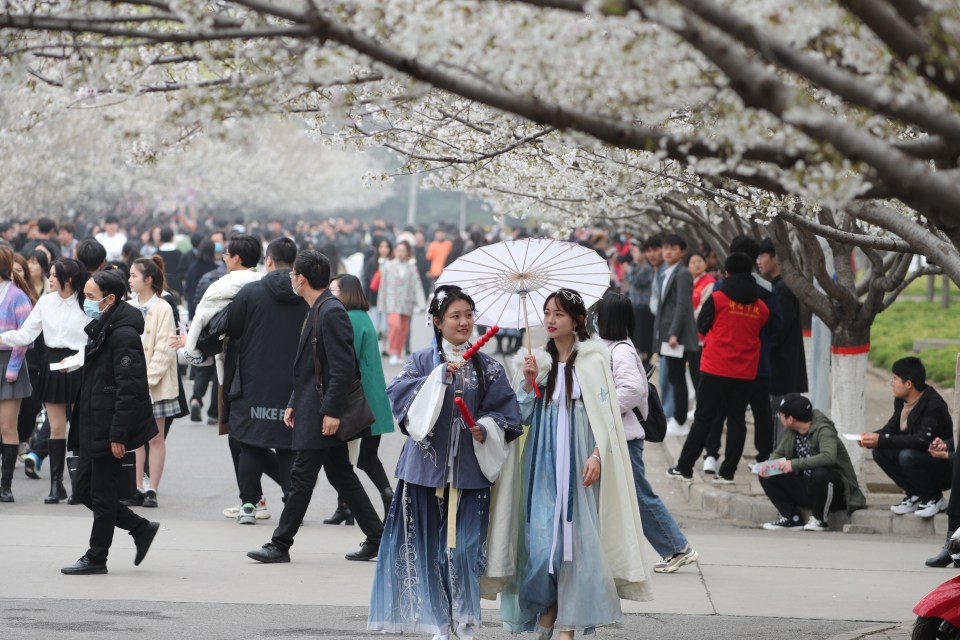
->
[872, 447, 952, 501]
[659, 361, 675, 421]
[627, 440, 688, 558]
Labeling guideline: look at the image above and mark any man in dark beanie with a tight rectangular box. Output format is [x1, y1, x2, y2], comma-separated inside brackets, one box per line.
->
[759, 394, 866, 531]
[860, 357, 953, 518]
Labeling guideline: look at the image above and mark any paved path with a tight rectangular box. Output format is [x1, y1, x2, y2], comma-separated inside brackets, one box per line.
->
[0, 321, 950, 639]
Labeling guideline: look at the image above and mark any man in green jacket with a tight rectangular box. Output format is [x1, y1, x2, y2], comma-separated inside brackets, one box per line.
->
[759, 394, 867, 532]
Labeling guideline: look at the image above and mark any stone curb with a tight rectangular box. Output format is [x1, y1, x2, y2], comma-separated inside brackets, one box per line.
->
[824, 622, 909, 640]
[657, 433, 946, 537]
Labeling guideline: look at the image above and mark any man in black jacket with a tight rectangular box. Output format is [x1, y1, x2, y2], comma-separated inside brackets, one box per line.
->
[224, 238, 306, 524]
[246, 250, 382, 564]
[757, 239, 808, 446]
[860, 357, 953, 518]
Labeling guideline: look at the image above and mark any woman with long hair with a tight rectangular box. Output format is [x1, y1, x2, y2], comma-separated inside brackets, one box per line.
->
[325, 274, 395, 524]
[362, 237, 392, 353]
[379, 240, 425, 366]
[369, 285, 521, 640]
[1, 258, 90, 503]
[61, 268, 159, 574]
[500, 288, 651, 639]
[595, 292, 698, 574]
[126, 256, 180, 508]
[27, 249, 50, 298]
[0, 247, 34, 502]
[11, 255, 43, 471]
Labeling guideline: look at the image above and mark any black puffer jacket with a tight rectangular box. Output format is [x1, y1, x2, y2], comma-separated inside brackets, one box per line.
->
[73, 301, 157, 458]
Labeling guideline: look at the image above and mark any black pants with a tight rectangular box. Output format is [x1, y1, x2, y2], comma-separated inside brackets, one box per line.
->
[759, 467, 846, 523]
[872, 447, 952, 501]
[704, 376, 773, 462]
[191, 365, 219, 419]
[74, 452, 150, 563]
[676, 373, 752, 478]
[334, 435, 391, 500]
[17, 367, 42, 444]
[663, 354, 689, 424]
[228, 436, 287, 492]
[237, 441, 295, 506]
[688, 349, 702, 400]
[271, 445, 383, 552]
[948, 453, 960, 519]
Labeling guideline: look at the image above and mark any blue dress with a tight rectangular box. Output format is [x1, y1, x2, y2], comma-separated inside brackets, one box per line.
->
[500, 364, 621, 635]
[368, 342, 521, 638]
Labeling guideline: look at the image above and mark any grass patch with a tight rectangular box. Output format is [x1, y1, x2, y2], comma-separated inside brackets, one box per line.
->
[870, 300, 960, 387]
[902, 274, 960, 301]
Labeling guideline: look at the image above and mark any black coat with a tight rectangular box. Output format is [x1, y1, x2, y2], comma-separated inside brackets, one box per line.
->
[876, 386, 953, 451]
[287, 290, 357, 451]
[73, 302, 157, 458]
[769, 275, 808, 395]
[224, 269, 308, 449]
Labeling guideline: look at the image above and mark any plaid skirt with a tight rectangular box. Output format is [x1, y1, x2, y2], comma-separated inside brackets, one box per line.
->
[153, 397, 181, 418]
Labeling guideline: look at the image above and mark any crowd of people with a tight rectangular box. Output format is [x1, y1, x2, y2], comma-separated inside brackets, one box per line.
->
[1, 212, 959, 638]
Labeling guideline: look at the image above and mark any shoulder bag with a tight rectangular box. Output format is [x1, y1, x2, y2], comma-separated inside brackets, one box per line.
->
[312, 297, 375, 441]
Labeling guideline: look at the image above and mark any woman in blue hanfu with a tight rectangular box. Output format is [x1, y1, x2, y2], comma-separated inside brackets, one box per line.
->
[499, 288, 653, 640]
[369, 284, 522, 640]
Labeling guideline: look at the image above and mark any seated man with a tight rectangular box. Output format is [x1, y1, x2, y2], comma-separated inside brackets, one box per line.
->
[860, 357, 953, 518]
[760, 394, 866, 532]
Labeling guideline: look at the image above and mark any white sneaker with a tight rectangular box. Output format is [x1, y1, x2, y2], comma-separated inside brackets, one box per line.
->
[388, 355, 403, 366]
[890, 495, 921, 515]
[803, 516, 829, 532]
[666, 418, 689, 437]
[255, 498, 271, 520]
[915, 497, 948, 518]
[702, 456, 717, 474]
[222, 505, 241, 518]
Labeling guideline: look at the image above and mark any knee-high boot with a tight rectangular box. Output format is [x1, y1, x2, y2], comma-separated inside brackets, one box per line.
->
[44, 439, 67, 504]
[1, 443, 18, 502]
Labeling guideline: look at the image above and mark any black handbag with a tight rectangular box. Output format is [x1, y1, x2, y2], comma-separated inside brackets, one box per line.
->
[311, 297, 375, 442]
[67, 451, 137, 499]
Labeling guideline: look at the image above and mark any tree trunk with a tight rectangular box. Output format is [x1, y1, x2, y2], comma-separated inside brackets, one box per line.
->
[830, 325, 871, 484]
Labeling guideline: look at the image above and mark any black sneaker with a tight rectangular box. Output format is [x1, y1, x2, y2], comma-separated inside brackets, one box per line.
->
[121, 490, 145, 507]
[762, 516, 803, 531]
[665, 467, 693, 483]
[189, 400, 202, 422]
[142, 490, 158, 508]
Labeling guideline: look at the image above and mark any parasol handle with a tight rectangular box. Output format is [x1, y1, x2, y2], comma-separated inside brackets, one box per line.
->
[521, 292, 541, 398]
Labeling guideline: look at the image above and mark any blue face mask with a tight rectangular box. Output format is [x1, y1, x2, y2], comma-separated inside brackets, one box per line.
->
[83, 298, 104, 320]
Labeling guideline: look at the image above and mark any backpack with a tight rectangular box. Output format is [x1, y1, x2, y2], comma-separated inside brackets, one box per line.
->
[612, 342, 667, 443]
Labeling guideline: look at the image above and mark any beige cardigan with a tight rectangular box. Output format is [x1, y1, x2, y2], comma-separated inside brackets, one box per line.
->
[139, 297, 179, 403]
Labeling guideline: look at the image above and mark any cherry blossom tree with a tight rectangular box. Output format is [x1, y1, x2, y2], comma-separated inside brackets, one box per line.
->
[3, 0, 960, 472]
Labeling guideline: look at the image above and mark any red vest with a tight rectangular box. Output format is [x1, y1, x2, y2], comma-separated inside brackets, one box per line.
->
[699, 290, 770, 380]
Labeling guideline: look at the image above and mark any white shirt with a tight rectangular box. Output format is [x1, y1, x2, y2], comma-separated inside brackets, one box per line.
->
[1, 291, 91, 360]
[660, 262, 678, 299]
[95, 232, 127, 261]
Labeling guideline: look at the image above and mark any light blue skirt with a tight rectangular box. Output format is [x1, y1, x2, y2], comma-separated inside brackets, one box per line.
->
[500, 399, 621, 635]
